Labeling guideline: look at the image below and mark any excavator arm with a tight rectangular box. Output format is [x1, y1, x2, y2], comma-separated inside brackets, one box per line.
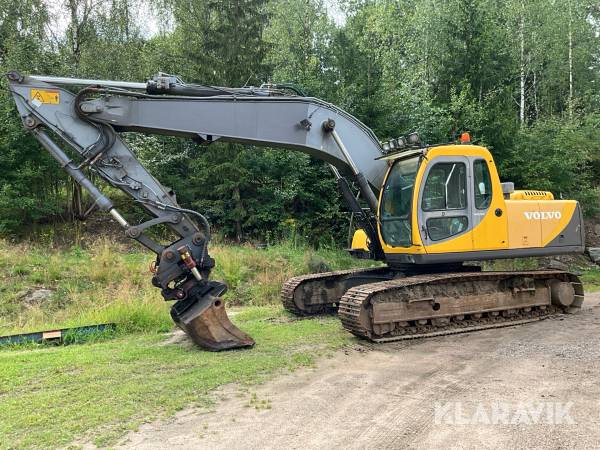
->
[6, 71, 387, 350]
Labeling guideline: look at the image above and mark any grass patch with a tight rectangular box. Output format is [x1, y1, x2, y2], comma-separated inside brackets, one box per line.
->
[0, 238, 376, 336]
[580, 267, 600, 292]
[0, 238, 364, 447]
[0, 306, 353, 449]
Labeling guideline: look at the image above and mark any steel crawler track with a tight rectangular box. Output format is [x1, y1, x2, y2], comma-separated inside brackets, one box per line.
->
[369, 316, 547, 342]
[281, 267, 388, 315]
[338, 270, 584, 342]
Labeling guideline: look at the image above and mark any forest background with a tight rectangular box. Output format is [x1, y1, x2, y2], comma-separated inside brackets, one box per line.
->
[1, 0, 598, 246]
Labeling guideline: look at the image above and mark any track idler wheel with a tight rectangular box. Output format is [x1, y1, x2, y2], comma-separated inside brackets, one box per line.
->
[170, 289, 255, 351]
[549, 280, 575, 308]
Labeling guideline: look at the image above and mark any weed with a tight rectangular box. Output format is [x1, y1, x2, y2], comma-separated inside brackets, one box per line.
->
[246, 392, 272, 410]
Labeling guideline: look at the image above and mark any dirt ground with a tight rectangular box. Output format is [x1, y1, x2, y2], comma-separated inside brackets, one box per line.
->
[115, 294, 600, 450]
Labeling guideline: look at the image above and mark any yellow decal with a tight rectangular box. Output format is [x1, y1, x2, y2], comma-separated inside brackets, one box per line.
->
[30, 89, 60, 105]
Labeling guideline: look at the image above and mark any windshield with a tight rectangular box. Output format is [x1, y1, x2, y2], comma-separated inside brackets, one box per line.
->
[379, 156, 420, 247]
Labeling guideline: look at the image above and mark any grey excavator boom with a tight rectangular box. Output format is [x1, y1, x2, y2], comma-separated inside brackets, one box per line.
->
[6, 71, 387, 350]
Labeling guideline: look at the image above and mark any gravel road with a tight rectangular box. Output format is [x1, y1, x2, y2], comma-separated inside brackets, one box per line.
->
[115, 293, 600, 450]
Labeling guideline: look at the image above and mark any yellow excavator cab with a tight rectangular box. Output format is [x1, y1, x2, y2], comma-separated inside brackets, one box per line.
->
[377, 144, 584, 265]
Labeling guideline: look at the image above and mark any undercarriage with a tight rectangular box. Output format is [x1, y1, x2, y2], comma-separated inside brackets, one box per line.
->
[282, 268, 584, 342]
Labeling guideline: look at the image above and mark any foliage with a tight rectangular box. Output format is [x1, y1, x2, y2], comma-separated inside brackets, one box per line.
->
[0, 0, 598, 238]
[502, 116, 600, 216]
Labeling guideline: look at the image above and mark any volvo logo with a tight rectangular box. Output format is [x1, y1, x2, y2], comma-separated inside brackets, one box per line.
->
[524, 211, 562, 220]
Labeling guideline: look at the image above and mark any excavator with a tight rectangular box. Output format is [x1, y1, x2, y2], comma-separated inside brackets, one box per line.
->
[6, 71, 585, 351]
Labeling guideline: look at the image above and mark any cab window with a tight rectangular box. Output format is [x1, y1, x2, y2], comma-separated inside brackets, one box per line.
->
[380, 156, 420, 247]
[427, 216, 468, 241]
[421, 162, 467, 211]
[473, 159, 492, 209]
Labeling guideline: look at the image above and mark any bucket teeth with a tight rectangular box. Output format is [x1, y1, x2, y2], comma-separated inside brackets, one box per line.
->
[171, 294, 255, 351]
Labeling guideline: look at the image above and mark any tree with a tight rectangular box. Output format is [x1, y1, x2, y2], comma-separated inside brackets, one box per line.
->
[0, 0, 66, 233]
[265, 0, 337, 97]
[164, 0, 272, 241]
[0, 0, 598, 239]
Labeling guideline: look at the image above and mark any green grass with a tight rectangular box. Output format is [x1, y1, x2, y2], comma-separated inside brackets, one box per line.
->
[0, 238, 366, 448]
[0, 306, 353, 449]
[0, 238, 376, 335]
[580, 267, 600, 292]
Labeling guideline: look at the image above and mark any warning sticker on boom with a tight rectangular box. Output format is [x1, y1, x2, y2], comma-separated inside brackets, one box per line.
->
[30, 89, 60, 105]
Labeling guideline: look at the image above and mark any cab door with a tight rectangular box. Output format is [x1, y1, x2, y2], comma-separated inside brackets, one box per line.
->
[470, 157, 509, 250]
[418, 156, 473, 252]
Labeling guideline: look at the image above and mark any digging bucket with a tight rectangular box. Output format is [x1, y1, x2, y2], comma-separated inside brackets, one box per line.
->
[170, 287, 255, 351]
